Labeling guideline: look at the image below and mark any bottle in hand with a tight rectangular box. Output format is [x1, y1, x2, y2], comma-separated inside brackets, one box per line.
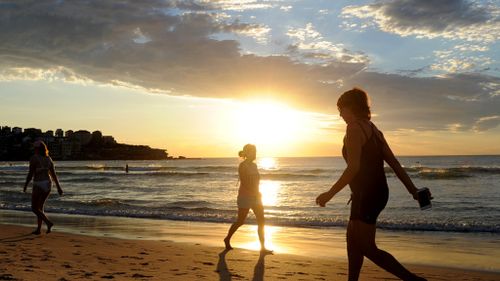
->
[417, 187, 432, 210]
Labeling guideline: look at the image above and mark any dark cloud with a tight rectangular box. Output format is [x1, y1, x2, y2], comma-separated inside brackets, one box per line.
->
[343, 72, 500, 131]
[473, 115, 500, 131]
[342, 0, 500, 42]
[0, 0, 499, 132]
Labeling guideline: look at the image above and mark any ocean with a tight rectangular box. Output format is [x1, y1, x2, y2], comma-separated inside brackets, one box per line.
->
[1, 156, 499, 233]
[1, 156, 500, 271]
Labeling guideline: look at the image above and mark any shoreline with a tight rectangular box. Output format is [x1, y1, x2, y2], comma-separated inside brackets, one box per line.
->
[1, 210, 499, 274]
[2, 224, 500, 281]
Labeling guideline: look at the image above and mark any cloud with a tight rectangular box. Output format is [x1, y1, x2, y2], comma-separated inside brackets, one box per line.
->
[473, 116, 500, 131]
[0, 0, 499, 134]
[431, 56, 493, 73]
[286, 23, 369, 65]
[232, 24, 271, 44]
[204, 0, 274, 11]
[341, 0, 500, 43]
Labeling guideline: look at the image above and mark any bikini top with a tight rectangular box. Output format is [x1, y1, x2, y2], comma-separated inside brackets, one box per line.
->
[34, 155, 52, 179]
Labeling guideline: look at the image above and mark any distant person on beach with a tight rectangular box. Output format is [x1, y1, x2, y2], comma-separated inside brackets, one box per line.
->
[316, 88, 428, 281]
[23, 140, 63, 235]
[224, 144, 272, 254]
[125, 164, 129, 174]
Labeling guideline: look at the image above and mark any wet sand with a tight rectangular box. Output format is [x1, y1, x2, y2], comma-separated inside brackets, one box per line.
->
[1, 224, 500, 281]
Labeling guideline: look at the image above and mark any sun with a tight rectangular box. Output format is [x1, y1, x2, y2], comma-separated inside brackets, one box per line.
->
[232, 100, 307, 153]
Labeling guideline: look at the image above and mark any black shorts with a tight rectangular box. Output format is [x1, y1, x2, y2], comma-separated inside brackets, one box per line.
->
[349, 188, 389, 224]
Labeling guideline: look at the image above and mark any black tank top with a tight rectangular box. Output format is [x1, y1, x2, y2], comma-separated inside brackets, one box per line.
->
[342, 121, 388, 197]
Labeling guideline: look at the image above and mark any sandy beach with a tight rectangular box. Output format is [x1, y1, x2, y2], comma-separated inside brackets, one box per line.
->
[1, 222, 499, 281]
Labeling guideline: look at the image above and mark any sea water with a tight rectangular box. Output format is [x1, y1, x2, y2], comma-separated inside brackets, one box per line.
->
[1, 156, 499, 270]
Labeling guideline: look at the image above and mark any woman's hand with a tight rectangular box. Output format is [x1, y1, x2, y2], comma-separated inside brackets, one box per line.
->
[412, 188, 433, 201]
[411, 189, 419, 200]
[316, 190, 334, 207]
[57, 186, 63, 196]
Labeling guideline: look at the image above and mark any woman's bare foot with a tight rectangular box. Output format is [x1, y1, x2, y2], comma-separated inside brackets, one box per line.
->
[260, 248, 273, 254]
[224, 237, 233, 250]
[46, 221, 54, 234]
[31, 229, 41, 235]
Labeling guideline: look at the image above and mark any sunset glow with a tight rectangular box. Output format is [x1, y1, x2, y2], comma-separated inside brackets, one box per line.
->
[0, 1, 498, 157]
[233, 101, 309, 150]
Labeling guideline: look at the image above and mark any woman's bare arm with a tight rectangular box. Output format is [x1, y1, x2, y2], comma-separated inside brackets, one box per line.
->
[49, 159, 63, 195]
[316, 124, 363, 206]
[378, 132, 419, 199]
[23, 158, 35, 192]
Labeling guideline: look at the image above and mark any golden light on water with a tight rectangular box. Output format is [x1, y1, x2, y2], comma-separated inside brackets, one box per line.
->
[259, 180, 281, 206]
[258, 157, 278, 170]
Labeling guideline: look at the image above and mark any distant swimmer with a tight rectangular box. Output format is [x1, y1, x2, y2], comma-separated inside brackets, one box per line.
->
[125, 164, 129, 174]
[23, 140, 63, 235]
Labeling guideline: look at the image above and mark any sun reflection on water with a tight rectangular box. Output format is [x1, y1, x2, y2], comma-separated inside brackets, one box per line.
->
[258, 157, 278, 170]
[259, 180, 281, 206]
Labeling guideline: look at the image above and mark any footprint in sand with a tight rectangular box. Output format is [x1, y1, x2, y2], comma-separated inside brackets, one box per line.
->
[100, 275, 115, 279]
[131, 273, 153, 278]
[120, 256, 143, 260]
[83, 272, 96, 278]
[0, 274, 18, 280]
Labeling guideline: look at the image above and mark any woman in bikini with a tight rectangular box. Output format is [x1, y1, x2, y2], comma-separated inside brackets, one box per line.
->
[316, 88, 428, 281]
[224, 144, 272, 253]
[23, 140, 63, 234]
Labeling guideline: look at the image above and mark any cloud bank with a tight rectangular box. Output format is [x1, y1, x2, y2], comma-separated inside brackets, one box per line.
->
[341, 0, 500, 43]
[0, 0, 499, 132]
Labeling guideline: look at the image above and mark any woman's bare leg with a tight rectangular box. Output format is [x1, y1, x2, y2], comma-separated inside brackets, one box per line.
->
[31, 189, 52, 234]
[352, 220, 426, 281]
[31, 189, 43, 234]
[252, 204, 272, 253]
[224, 208, 250, 250]
[347, 220, 364, 281]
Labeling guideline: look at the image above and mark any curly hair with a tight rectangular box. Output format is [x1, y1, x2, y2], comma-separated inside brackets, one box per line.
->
[337, 88, 371, 120]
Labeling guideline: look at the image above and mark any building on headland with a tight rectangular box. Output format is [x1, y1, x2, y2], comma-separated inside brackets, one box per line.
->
[72, 130, 92, 146]
[0, 125, 168, 161]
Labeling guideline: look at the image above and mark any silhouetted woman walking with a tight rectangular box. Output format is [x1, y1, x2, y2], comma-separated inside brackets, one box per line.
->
[23, 140, 63, 234]
[224, 144, 272, 253]
[316, 88, 427, 281]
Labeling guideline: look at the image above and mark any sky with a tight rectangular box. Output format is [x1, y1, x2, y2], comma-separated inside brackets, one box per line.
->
[0, 0, 499, 157]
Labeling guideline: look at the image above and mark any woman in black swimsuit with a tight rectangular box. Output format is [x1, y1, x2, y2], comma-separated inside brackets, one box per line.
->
[316, 88, 427, 281]
[23, 141, 63, 235]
